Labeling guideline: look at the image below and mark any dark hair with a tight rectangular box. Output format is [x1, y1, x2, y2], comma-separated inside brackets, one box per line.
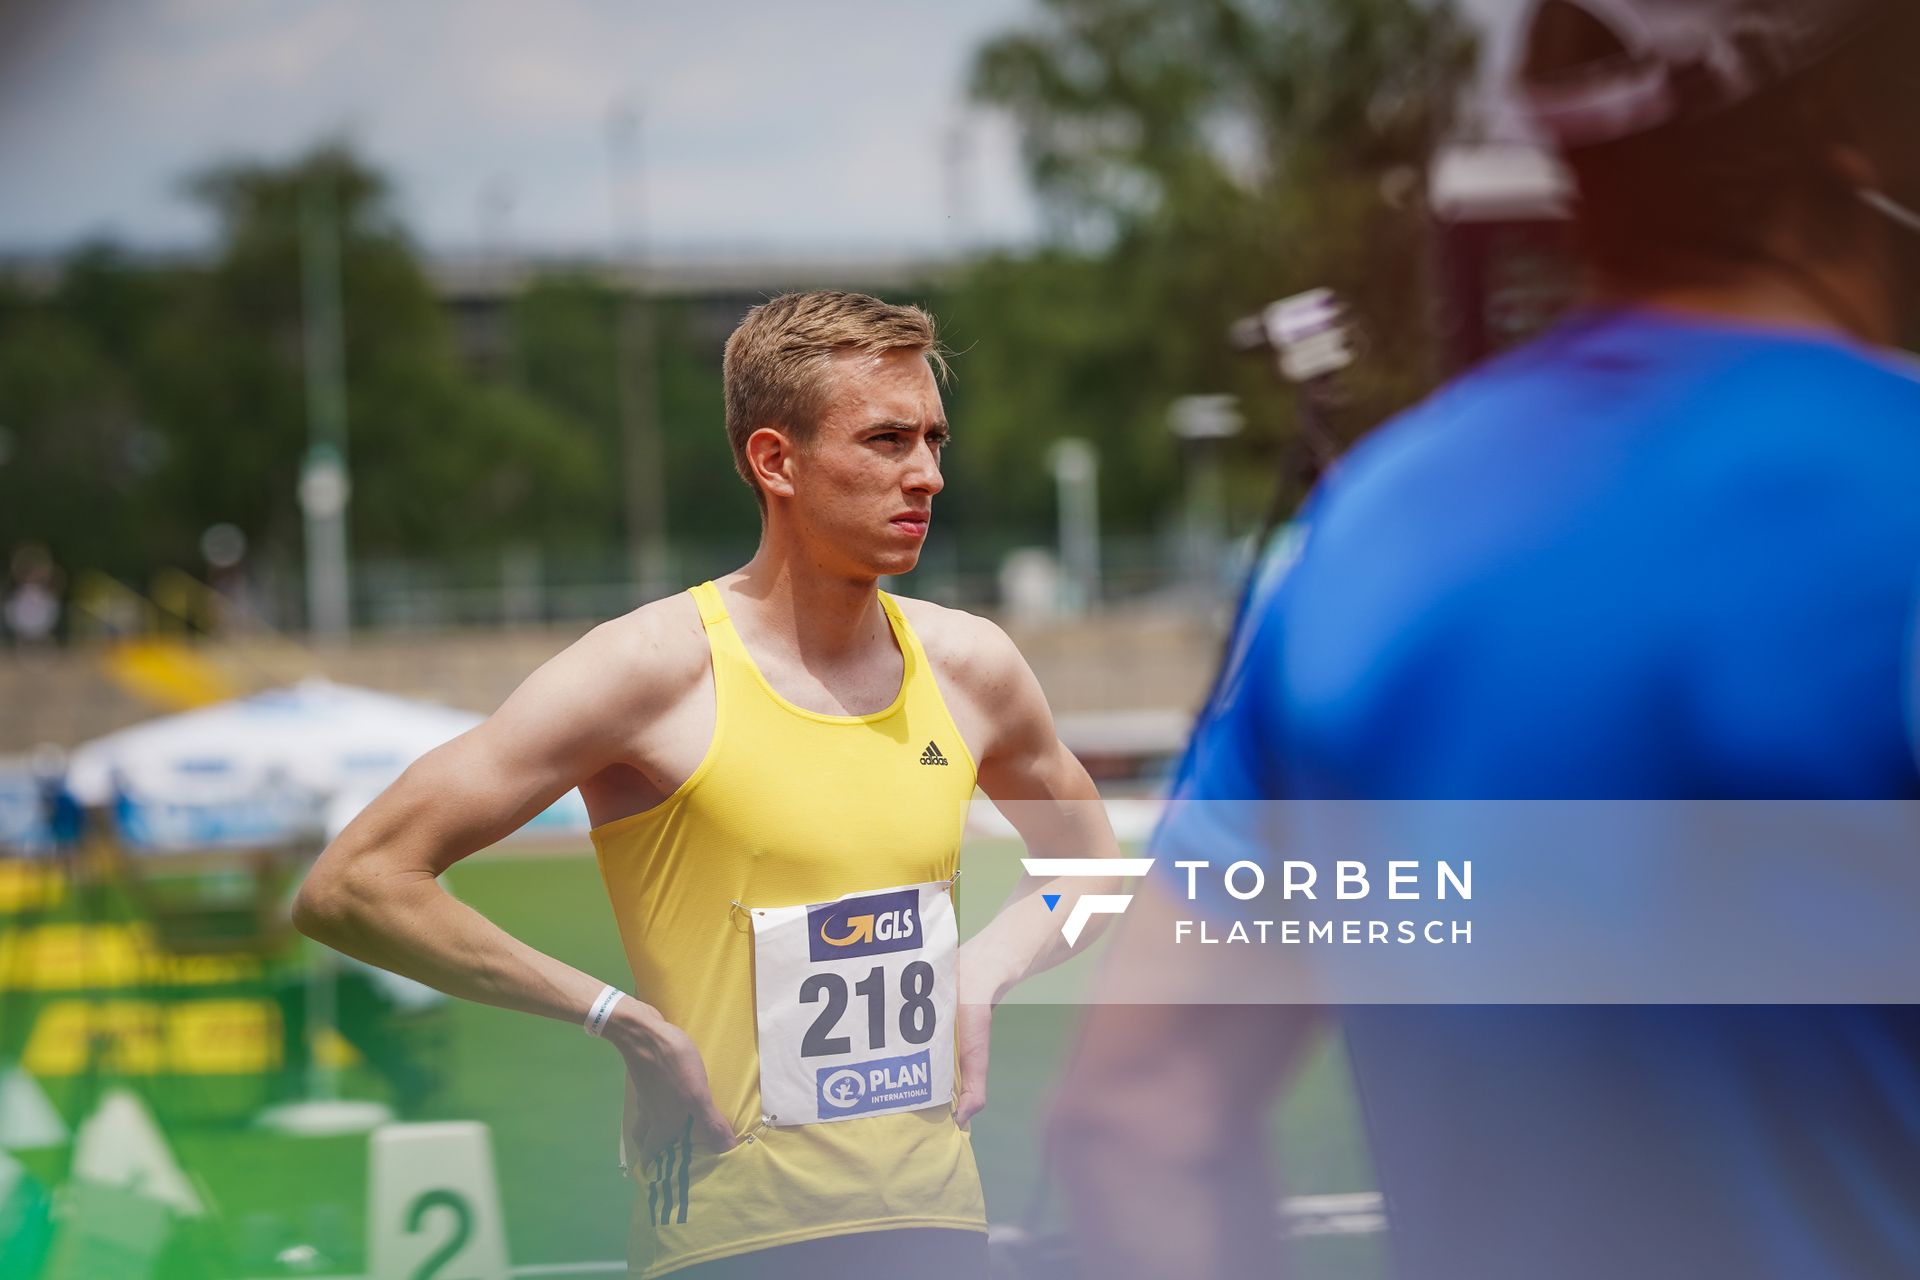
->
[1523, 1, 1920, 289]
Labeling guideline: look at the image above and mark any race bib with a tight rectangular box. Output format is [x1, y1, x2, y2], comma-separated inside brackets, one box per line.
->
[749, 880, 956, 1126]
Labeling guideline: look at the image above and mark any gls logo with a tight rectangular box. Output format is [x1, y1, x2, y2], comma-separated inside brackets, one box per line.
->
[819, 911, 915, 946]
[1020, 858, 1156, 946]
[808, 889, 920, 962]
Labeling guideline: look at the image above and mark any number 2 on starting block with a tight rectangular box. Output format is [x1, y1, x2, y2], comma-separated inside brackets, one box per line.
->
[367, 1121, 511, 1280]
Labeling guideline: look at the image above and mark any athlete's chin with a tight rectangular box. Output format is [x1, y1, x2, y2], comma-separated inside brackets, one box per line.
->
[863, 547, 923, 578]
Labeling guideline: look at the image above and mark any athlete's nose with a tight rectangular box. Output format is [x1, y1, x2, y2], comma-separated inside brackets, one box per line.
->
[905, 441, 943, 496]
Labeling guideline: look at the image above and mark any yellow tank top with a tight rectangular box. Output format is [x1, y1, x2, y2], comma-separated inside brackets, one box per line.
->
[590, 581, 987, 1277]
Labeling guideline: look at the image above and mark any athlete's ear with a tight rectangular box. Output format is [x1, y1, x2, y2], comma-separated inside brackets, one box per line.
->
[746, 425, 798, 501]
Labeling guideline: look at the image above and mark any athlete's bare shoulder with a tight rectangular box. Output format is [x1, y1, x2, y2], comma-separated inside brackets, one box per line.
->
[887, 593, 1035, 711]
[889, 592, 1069, 796]
[577, 590, 710, 720]
[451, 589, 711, 817]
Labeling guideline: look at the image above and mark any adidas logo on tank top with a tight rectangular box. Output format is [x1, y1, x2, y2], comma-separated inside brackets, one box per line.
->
[920, 741, 949, 766]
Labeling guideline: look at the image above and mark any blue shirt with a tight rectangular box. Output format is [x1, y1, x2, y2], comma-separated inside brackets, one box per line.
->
[1170, 308, 1920, 1278]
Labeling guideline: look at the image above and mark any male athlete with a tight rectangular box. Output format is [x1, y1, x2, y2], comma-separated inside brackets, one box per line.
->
[1055, 2, 1920, 1277]
[295, 291, 1118, 1278]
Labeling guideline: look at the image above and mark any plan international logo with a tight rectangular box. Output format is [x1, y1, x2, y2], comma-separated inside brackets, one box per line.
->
[1020, 858, 1156, 946]
[816, 1049, 933, 1117]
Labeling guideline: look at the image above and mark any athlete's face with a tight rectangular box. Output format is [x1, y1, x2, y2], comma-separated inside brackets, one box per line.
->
[777, 348, 948, 578]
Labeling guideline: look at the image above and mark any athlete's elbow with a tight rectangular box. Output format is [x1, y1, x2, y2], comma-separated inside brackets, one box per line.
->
[291, 877, 343, 946]
[292, 859, 372, 949]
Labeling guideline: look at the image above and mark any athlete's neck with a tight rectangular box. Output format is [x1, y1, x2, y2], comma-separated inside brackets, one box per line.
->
[723, 548, 890, 666]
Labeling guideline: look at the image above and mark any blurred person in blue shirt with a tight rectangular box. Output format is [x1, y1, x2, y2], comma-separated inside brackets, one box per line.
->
[1052, 2, 1920, 1277]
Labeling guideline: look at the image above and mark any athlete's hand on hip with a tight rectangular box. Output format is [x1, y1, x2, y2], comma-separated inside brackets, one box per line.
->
[608, 1002, 737, 1160]
[955, 955, 1006, 1129]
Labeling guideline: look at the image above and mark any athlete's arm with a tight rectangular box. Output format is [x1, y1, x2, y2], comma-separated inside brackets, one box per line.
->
[917, 609, 1127, 1125]
[291, 609, 735, 1154]
[953, 617, 1129, 997]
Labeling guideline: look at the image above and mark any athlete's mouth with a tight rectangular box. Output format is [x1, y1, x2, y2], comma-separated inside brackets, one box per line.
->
[889, 512, 929, 538]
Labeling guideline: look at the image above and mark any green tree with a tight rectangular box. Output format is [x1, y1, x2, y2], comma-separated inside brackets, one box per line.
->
[506, 282, 758, 567]
[0, 246, 181, 579]
[950, 0, 1479, 536]
[157, 143, 611, 565]
[0, 143, 618, 608]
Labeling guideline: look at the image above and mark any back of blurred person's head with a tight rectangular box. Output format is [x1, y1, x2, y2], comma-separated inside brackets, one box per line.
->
[1519, 0, 1920, 322]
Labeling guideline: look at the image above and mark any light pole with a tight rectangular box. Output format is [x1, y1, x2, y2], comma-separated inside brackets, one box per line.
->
[299, 176, 352, 641]
[1169, 394, 1244, 598]
[477, 175, 523, 388]
[1048, 438, 1100, 615]
[605, 101, 671, 601]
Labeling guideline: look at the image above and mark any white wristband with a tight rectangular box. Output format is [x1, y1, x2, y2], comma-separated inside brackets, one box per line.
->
[584, 984, 625, 1038]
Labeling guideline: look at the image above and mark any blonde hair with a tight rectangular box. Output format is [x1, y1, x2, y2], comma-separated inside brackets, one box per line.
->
[722, 290, 948, 507]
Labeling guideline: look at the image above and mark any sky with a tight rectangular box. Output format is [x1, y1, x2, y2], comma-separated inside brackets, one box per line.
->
[0, 0, 1525, 260]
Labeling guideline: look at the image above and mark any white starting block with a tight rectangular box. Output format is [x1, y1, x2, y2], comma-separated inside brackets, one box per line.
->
[0, 1064, 67, 1151]
[70, 1087, 205, 1217]
[367, 1121, 511, 1280]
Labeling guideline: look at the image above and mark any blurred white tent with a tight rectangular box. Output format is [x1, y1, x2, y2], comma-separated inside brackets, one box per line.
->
[67, 678, 480, 812]
[65, 677, 587, 844]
